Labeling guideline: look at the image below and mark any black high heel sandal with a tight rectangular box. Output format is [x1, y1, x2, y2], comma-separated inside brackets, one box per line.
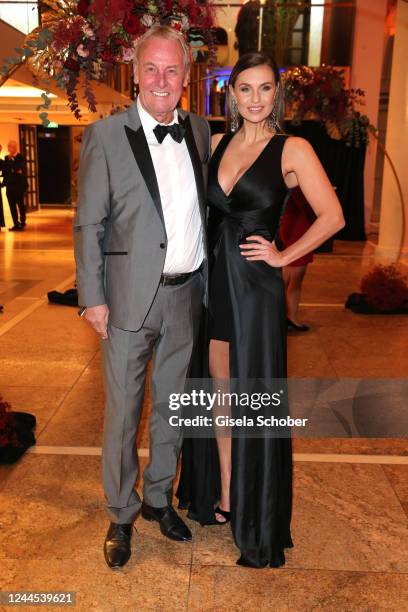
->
[184, 506, 231, 526]
[213, 506, 231, 524]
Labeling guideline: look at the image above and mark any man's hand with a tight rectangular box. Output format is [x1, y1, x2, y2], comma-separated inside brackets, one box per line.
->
[84, 304, 110, 339]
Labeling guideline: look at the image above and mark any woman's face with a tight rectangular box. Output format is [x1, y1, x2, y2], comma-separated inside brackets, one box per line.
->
[231, 64, 277, 125]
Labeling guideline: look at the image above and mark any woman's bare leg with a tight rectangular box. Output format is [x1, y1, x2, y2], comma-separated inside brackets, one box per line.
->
[209, 339, 231, 522]
[283, 265, 307, 325]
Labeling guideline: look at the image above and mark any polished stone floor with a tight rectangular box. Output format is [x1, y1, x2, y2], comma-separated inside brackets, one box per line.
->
[0, 210, 407, 611]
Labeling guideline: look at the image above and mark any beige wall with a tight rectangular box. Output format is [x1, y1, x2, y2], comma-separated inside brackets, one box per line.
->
[350, 0, 388, 234]
[0, 123, 20, 158]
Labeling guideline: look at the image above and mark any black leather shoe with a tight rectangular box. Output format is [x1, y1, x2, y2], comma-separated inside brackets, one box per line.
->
[141, 502, 192, 542]
[103, 522, 133, 569]
[287, 318, 310, 332]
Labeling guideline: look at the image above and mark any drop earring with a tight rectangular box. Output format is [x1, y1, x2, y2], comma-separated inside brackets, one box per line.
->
[267, 83, 280, 131]
[230, 96, 239, 133]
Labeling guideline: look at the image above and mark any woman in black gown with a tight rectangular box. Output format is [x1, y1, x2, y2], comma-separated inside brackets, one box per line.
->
[177, 52, 345, 568]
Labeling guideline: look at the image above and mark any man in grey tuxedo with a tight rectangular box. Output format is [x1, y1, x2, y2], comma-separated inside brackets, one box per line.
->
[74, 25, 209, 569]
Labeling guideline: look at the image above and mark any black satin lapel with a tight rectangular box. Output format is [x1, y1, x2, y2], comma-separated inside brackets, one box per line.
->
[124, 124, 165, 229]
[183, 116, 206, 215]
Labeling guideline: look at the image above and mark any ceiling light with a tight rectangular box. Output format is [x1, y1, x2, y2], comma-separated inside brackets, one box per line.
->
[0, 87, 57, 98]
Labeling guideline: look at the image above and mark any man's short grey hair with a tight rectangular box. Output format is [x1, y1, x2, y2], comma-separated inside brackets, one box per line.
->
[133, 24, 191, 73]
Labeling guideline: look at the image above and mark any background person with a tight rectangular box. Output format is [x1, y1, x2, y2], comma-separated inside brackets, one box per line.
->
[280, 186, 316, 331]
[3, 140, 27, 231]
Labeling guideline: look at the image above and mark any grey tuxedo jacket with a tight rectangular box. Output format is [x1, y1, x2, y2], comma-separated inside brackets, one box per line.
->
[73, 103, 211, 332]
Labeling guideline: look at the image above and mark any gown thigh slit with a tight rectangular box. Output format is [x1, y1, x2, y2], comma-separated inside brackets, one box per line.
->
[177, 132, 294, 568]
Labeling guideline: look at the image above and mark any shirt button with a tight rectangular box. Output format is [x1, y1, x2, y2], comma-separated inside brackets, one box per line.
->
[160, 243, 166, 249]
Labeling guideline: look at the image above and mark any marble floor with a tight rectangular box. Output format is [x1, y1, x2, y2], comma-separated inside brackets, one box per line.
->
[0, 209, 407, 611]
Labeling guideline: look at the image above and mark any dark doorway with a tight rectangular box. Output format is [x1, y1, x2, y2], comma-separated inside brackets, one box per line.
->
[37, 126, 71, 205]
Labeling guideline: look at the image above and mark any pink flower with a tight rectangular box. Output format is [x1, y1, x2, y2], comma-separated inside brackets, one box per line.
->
[122, 46, 135, 62]
[76, 44, 90, 58]
[141, 14, 155, 27]
[82, 24, 95, 39]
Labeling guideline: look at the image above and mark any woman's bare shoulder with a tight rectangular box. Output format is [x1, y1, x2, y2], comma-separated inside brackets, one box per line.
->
[283, 135, 315, 158]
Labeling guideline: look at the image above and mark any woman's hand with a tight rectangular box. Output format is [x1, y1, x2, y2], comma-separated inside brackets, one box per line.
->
[239, 235, 285, 267]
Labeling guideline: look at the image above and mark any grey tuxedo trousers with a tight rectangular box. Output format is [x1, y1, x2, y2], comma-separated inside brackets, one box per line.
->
[101, 271, 203, 524]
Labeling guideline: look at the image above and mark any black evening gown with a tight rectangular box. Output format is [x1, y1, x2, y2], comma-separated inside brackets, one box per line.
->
[177, 133, 294, 568]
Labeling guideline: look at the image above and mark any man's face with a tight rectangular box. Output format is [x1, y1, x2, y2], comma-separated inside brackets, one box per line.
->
[134, 36, 188, 124]
[8, 141, 17, 156]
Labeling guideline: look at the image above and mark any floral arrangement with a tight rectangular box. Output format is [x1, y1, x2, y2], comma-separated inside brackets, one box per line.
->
[360, 265, 408, 312]
[0, 397, 37, 464]
[283, 65, 370, 147]
[0, 397, 18, 448]
[1, 0, 215, 122]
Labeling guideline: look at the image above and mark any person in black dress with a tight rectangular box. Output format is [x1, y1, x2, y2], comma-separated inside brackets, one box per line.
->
[280, 187, 317, 331]
[178, 52, 345, 568]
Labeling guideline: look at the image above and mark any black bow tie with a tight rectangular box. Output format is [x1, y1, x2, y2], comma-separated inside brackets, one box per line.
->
[153, 122, 185, 144]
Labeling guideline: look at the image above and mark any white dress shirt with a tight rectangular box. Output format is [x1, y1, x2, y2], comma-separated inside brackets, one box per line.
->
[137, 97, 204, 274]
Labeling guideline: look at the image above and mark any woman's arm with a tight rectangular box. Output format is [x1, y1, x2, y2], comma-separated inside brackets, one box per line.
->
[240, 136, 345, 267]
[278, 136, 344, 265]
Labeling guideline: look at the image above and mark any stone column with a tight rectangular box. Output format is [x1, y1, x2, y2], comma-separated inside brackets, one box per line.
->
[377, 0, 408, 261]
[350, 0, 387, 234]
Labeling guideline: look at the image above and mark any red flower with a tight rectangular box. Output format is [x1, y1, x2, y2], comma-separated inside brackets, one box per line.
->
[53, 17, 84, 50]
[65, 56, 80, 72]
[190, 4, 198, 24]
[123, 14, 141, 35]
[111, 35, 126, 47]
[201, 14, 213, 29]
[100, 48, 117, 63]
[77, 0, 91, 17]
